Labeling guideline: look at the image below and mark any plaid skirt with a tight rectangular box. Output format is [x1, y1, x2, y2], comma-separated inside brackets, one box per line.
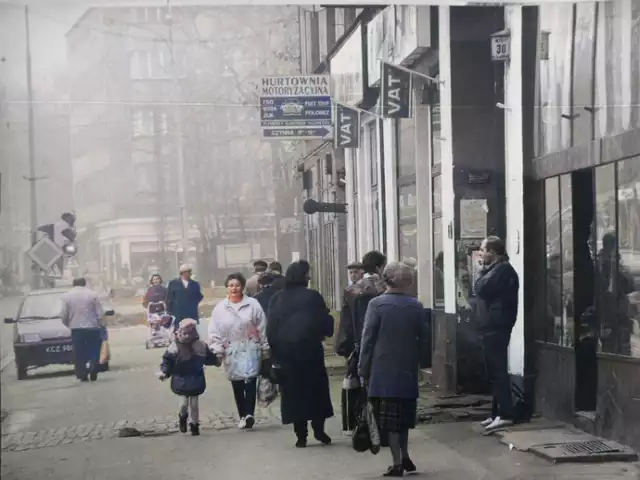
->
[370, 397, 417, 432]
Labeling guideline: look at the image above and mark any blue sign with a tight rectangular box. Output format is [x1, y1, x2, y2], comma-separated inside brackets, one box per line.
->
[262, 126, 333, 140]
[260, 96, 332, 128]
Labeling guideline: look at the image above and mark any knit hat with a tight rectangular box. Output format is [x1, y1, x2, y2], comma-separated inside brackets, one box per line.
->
[176, 318, 199, 344]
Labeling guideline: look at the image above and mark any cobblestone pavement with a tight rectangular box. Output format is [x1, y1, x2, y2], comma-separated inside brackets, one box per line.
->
[2, 320, 639, 480]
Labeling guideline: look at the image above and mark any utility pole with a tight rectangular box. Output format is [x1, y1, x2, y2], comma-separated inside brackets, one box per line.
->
[25, 6, 40, 290]
[166, 1, 189, 266]
[154, 107, 167, 277]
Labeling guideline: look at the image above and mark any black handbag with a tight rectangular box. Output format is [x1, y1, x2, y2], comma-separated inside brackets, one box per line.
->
[260, 357, 282, 385]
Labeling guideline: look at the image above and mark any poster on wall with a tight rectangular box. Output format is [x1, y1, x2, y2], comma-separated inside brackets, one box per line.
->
[460, 198, 488, 239]
[380, 62, 412, 118]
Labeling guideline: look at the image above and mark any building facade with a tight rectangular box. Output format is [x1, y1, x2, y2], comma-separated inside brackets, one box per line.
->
[302, 2, 639, 451]
[66, 6, 300, 285]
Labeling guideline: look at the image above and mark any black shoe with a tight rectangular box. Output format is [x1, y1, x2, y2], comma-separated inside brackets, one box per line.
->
[314, 431, 332, 445]
[179, 414, 188, 433]
[189, 423, 200, 436]
[383, 465, 404, 477]
[89, 370, 98, 382]
[295, 438, 307, 448]
[80, 377, 89, 382]
[402, 458, 416, 473]
[245, 415, 255, 429]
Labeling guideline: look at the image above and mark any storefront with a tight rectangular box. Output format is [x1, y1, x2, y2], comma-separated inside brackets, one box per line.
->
[520, 0, 640, 450]
[366, 5, 435, 289]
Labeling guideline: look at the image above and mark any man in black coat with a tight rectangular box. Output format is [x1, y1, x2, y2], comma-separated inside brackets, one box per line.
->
[475, 236, 519, 431]
[166, 264, 204, 331]
[254, 272, 282, 315]
[335, 250, 387, 434]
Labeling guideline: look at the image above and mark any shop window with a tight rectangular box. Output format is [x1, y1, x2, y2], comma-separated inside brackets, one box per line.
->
[431, 99, 441, 167]
[398, 184, 417, 265]
[544, 176, 563, 343]
[535, 4, 574, 157]
[432, 175, 444, 308]
[572, 3, 596, 146]
[560, 175, 575, 347]
[616, 157, 640, 358]
[594, 0, 640, 138]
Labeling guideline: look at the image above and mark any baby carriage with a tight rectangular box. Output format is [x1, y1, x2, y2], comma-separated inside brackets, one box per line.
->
[145, 301, 174, 349]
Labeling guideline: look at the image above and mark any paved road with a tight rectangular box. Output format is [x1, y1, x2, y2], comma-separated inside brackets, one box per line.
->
[1, 321, 638, 480]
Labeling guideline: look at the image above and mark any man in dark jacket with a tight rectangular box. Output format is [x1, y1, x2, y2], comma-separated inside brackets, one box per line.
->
[166, 264, 204, 331]
[254, 272, 282, 315]
[335, 250, 387, 434]
[475, 236, 519, 431]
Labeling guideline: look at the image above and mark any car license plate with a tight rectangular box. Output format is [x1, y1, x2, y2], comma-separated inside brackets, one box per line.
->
[45, 344, 73, 353]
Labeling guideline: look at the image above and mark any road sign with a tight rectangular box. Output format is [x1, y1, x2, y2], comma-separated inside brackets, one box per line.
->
[27, 237, 63, 272]
[260, 75, 333, 140]
[262, 126, 333, 140]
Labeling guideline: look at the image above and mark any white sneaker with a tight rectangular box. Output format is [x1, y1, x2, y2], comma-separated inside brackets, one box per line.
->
[237, 417, 247, 429]
[485, 416, 513, 430]
[480, 417, 494, 427]
[343, 430, 354, 437]
[244, 415, 255, 429]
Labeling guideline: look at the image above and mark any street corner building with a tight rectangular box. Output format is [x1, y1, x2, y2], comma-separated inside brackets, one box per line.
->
[294, 3, 640, 452]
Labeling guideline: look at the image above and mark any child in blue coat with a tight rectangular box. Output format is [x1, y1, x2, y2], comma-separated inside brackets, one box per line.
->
[159, 318, 219, 436]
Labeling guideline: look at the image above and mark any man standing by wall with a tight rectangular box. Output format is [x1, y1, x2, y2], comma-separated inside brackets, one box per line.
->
[60, 277, 105, 382]
[245, 260, 268, 297]
[166, 264, 204, 331]
[475, 236, 519, 431]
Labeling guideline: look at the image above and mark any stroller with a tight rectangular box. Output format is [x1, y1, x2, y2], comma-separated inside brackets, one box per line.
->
[145, 301, 174, 349]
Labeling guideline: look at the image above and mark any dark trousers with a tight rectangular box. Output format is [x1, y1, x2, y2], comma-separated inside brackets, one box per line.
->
[482, 331, 514, 420]
[231, 378, 257, 418]
[294, 418, 325, 439]
[341, 386, 363, 431]
[71, 328, 102, 380]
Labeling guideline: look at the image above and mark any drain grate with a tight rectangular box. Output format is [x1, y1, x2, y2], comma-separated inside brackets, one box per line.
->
[561, 440, 621, 455]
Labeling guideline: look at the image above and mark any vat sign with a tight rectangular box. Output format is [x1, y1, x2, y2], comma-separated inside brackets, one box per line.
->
[260, 75, 333, 140]
[334, 103, 360, 149]
[380, 62, 412, 119]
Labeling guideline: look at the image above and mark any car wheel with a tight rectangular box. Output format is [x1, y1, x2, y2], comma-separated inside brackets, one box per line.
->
[16, 362, 27, 380]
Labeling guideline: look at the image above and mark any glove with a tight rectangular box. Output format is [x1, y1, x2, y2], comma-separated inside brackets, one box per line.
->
[156, 371, 167, 381]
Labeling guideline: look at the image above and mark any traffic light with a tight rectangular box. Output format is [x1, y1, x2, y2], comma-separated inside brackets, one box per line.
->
[58, 212, 77, 256]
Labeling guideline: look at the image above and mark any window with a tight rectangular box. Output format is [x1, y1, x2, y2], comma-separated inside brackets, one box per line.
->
[132, 110, 154, 137]
[560, 175, 575, 347]
[396, 115, 417, 267]
[431, 98, 443, 307]
[351, 149, 359, 260]
[368, 122, 381, 250]
[544, 177, 563, 344]
[616, 157, 640, 358]
[129, 48, 171, 80]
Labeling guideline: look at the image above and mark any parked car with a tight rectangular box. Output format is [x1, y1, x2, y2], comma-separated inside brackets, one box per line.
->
[4, 288, 114, 380]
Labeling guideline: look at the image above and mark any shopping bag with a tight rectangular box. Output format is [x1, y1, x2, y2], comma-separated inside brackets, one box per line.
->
[99, 341, 110, 365]
[351, 389, 380, 455]
[257, 375, 278, 408]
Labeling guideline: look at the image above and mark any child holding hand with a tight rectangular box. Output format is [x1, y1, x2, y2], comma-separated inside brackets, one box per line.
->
[159, 318, 219, 436]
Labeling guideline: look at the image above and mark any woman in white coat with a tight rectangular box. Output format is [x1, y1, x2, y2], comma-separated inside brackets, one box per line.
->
[209, 272, 269, 429]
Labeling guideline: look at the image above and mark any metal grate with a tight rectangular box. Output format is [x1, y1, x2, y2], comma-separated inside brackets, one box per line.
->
[561, 440, 621, 455]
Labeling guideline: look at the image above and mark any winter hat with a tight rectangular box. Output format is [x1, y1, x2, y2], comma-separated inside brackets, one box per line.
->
[176, 318, 199, 344]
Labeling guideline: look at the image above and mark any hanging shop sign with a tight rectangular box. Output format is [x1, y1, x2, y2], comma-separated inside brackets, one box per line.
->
[330, 24, 364, 106]
[334, 103, 360, 149]
[367, 6, 433, 87]
[260, 75, 333, 140]
[380, 62, 412, 119]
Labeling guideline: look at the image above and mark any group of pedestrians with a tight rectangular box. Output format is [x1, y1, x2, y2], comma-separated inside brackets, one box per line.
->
[59, 235, 520, 477]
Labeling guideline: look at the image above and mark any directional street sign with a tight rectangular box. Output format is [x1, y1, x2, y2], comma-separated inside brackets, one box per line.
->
[27, 236, 64, 272]
[260, 75, 333, 140]
[262, 126, 333, 140]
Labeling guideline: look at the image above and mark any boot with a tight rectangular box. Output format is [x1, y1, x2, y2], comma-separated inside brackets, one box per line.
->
[189, 423, 200, 436]
[402, 458, 416, 472]
[383, 465, 404, 477]
[178, 413, 188, 433]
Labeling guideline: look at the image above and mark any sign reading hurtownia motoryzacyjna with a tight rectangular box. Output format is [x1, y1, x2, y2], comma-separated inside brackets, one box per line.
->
[260, 75, 333, 140]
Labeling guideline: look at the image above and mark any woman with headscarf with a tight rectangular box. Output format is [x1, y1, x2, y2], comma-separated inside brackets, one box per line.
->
[358, 262, 429, 477]
[209, 272, 269, 430]
[267, 260, 334, 448]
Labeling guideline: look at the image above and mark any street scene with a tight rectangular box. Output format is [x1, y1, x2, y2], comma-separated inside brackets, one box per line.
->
[1, 1, 640, 479]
